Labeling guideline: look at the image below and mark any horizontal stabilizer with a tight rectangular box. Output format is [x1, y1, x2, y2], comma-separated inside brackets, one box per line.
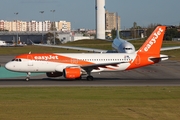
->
[149, 55, 168, 63]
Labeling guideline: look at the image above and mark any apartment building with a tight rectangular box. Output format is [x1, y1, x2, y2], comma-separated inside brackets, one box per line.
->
[105, 11, 120, 32]
[11, 21, 17, 31]
[20, 21, 27, 31]
[4, 21, 11, 31]
[0, 20, 71, 32]
[0, 20, 4, 30]
[58, 21, 71, 32]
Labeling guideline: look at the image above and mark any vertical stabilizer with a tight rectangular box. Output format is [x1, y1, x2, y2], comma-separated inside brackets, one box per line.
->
[138, 26, 166, 54]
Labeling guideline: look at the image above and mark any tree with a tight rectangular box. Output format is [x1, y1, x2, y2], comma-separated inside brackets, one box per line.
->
[165, 28, 179, 40]
[44, 32, 61, 44]
[111, 28, 116, 39]
[50, 22, 57, 31]
[133, 22, 137, 28]
[130, 22, 142, 38]
[146, 23, 161, 38]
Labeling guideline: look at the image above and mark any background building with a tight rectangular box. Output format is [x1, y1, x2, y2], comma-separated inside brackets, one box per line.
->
[57, 21, 71, 32]
[105, 10, 120, 32]
[0, 20, 71, 32]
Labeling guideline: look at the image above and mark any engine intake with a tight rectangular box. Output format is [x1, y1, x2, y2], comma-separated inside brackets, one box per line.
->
[63, 67, 81, 79]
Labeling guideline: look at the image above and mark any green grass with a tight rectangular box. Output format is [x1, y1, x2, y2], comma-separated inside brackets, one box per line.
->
[0, 87, 180, 120]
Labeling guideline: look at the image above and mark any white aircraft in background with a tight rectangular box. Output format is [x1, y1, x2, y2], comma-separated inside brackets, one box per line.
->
[6, 26, 169, 81]
[0, 40, 9, 46]
[0, 40, 27, 47]
[111, 12, 136, 53]
[0, 40, 14, 47]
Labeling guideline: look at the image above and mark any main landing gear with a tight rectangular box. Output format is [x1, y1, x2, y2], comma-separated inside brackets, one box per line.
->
[86, 70, 94, 81]
[86, 75, 94, 81]
[26, 72, 31, 81]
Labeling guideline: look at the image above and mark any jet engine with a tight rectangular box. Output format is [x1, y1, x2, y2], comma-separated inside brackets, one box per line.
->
[63, 67, 81, 79]
[46, 72, 63, 77]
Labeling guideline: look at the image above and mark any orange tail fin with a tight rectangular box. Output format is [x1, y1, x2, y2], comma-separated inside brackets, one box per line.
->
[138, 26, 166, 54]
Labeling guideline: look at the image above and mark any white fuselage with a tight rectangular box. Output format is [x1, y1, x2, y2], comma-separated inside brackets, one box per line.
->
[5, 53, 139, 73]
[112, 38, 136, 53]
[0, 40, 7, 46]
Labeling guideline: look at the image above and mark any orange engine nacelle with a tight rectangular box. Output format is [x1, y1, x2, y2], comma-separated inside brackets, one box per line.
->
[63, 68, 81, 79]
[46, 72, 63, 77]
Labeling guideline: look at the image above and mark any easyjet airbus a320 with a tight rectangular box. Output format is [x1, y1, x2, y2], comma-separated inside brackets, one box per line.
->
[5, 26, 169, 81]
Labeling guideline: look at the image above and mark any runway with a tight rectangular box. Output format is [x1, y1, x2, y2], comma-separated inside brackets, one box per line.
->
[0, 55, 180, 87]
[0, 77, 180, 87]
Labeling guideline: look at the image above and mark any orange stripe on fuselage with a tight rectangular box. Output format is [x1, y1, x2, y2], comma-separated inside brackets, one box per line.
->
[15, 53, 93, 66]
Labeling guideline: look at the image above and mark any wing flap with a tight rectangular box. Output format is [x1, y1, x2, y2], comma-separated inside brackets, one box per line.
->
[149, 55, 168, 63]
[81, 62, 127, 69]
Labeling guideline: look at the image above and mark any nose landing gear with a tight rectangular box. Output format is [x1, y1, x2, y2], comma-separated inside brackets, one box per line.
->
[26, 72, 31, 81]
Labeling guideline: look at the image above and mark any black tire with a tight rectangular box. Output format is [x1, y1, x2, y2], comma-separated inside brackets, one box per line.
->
[87, 76, 94, 81]
[26, 77, 29, 81]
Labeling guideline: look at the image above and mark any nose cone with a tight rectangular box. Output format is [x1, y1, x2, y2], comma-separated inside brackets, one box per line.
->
[5, 62, 14, 71]
[121, 42, 135, 54]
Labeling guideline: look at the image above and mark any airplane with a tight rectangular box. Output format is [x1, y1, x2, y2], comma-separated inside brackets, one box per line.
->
[111, 13, 136, 53]
[5, 26, 169, 81]
[0, 40, 9, 46]
[0, 40, 15, 47]
[0, 40, 26, 47]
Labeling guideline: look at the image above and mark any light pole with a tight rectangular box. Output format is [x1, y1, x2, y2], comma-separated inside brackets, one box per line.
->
[50, 10, 55, 45]
[40, 11, 44, 43]
[14, 12, 19, 45]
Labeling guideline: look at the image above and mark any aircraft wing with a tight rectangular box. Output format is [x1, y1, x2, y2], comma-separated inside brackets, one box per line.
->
[32, 43, 107, 53]
[161, 46, 180, 51]
[126, 38, 142, 41]
[102, 38, 140, 42]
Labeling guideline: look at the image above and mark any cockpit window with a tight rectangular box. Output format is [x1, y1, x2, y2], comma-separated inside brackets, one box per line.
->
[123, 48, 133, 50]
[12, 59, 22, 62]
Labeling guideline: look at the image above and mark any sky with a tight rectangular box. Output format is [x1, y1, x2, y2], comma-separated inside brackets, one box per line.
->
[0, 0, 180, 29]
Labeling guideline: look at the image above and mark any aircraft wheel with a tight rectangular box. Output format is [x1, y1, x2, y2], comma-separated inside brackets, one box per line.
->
[26, 77, 29, 81]
[26, 72, 31, 81]
[87, 76, 94, 81]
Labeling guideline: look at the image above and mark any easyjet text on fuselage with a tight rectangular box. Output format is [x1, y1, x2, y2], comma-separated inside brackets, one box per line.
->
[34, 55, 59, 60]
